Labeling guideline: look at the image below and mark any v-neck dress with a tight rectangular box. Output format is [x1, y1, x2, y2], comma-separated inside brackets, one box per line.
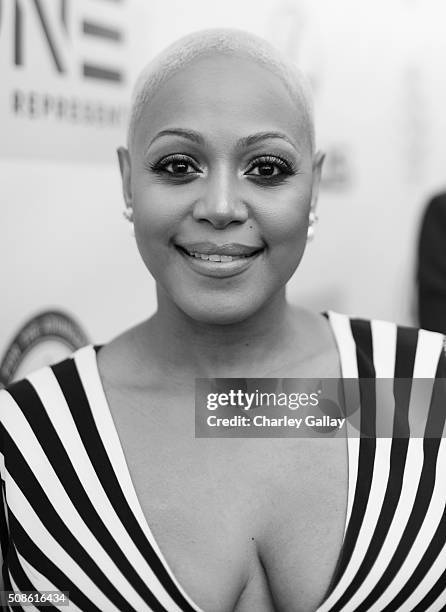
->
[0, 312, 445, 612]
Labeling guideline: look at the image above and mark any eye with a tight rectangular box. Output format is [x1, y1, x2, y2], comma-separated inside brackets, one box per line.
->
[150, 154, 202, 176]
[245, 155, 295, 179]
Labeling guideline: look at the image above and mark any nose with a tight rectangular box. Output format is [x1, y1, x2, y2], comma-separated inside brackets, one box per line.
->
[192, 167, 248, 229]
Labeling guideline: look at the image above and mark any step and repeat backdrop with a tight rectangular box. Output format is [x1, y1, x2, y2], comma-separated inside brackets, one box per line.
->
[2, 0, 446, 384]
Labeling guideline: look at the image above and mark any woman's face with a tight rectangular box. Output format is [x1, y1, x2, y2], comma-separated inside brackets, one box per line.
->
[120, 54, 322, 324]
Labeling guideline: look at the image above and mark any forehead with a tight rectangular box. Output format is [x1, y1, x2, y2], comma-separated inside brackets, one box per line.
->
[134, 54, 311, 155]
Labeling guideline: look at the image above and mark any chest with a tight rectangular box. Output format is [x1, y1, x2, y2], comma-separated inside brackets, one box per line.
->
[105, 385, 349, 612]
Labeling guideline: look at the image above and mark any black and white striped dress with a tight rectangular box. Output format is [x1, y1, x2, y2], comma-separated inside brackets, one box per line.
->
[0, 311, 445, 611]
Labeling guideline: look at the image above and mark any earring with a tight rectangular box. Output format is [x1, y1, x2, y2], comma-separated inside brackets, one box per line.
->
[307, 211, 318, 242]
[122, 207, 134, 223]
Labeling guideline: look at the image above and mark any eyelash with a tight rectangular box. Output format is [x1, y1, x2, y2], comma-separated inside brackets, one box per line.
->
[245, 155, 296, 178]
[148, 153, 296, 180]
[149, 154, 200, 177]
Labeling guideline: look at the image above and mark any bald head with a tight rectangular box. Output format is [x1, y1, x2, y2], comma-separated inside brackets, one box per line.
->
[127, 27, 315, 154]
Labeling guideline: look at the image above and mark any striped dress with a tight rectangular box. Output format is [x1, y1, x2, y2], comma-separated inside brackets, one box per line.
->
[0, 311, 445, 612]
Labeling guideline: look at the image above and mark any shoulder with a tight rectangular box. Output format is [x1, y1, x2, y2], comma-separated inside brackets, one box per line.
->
[0, 367, 51, 423]
[0, 344, 97, 435]
[1, 344, 93, 394]
[365, 316, 444, 377]
[328, 311, 445, 378]
[329, 314, 446, 438]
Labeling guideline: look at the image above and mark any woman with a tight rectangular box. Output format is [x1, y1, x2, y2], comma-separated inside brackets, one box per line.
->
[1, 28, 445, 612]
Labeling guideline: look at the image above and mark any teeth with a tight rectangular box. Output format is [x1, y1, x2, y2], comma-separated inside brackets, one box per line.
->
[184, 249, 259, 261]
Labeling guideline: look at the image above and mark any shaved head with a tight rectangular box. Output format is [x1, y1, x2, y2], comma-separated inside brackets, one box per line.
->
[127, 27, 315, 154]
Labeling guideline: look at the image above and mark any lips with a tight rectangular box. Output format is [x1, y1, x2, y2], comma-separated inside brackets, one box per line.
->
[176, 241, 264, 260]
[174, 240, 264, 278]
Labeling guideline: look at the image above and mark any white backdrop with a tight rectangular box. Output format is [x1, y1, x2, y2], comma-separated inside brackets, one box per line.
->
[2, 0, 446, 378]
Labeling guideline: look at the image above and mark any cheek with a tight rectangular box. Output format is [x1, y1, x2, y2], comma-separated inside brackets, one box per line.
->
[132, 182, 183, 243]
[262, 189, 311, 248]
[131, 185, 180, 280]
[260, 188, 311, 285]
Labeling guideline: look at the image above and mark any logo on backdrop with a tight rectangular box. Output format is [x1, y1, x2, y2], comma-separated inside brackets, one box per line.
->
[0, 0, 131, 162]
[0, 310, 89, 387]
[11, 0, 124, 83]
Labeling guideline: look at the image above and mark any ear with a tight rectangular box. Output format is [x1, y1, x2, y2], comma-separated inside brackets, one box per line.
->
[117, 146, 132, 209]
[309, 150, 325, 214]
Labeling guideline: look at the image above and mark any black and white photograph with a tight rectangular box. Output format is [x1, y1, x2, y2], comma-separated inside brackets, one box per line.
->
[1, 1, 446, 610]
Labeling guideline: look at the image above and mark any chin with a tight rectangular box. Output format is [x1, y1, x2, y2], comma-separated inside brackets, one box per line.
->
[178, 294, 266, 326]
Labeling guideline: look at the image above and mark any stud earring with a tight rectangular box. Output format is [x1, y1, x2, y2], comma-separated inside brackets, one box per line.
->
[122, 207, 134, 223]
[307, 211, 318, 242]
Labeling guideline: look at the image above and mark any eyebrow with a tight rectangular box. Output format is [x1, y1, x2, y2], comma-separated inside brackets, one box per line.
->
[147, 128, 299, 151]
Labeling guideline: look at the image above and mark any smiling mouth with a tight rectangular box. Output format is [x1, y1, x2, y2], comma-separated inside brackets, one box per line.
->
[174, 243, 264, 278]
[175, 245, 264, 262]
[176, 247, 263, 262]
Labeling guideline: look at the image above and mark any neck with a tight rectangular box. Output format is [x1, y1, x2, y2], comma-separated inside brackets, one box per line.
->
[137, 288, 305, 379]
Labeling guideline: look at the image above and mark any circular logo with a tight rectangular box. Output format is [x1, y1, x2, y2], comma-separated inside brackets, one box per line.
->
[0, 310, 89, 387]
